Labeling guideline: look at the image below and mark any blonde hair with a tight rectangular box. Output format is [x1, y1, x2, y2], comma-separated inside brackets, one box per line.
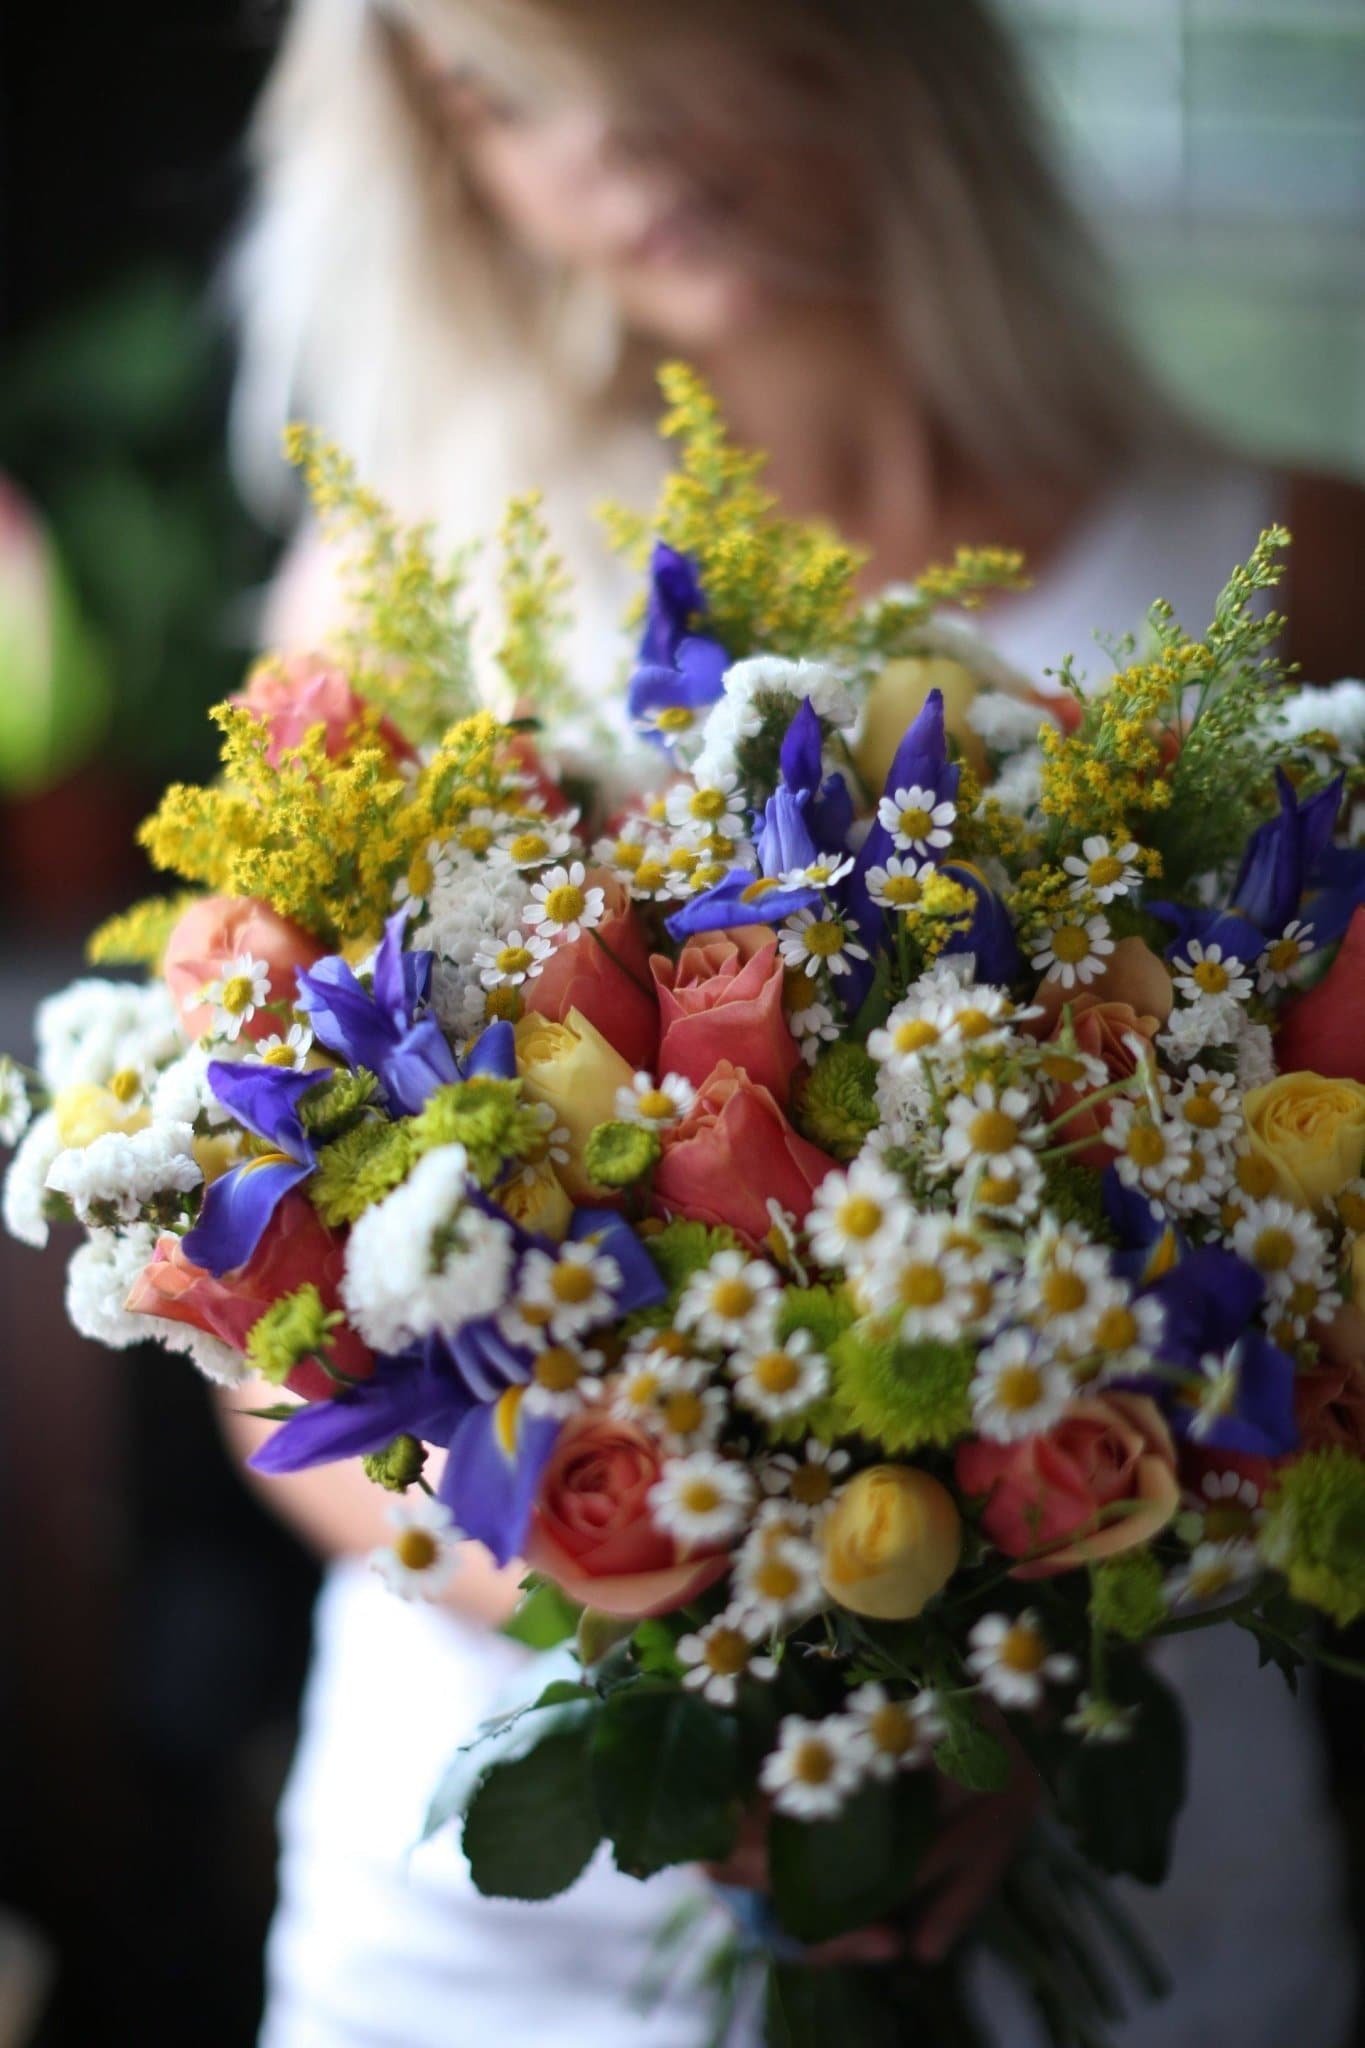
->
[230, 0, 1179, 586]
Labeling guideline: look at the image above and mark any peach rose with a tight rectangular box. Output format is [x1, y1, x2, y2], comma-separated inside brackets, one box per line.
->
[1275, 908, 1365, 1085]
[522, 873, 659, 1072]
[126, 1192, 371, 1399]
[955, 1393, 1179, 1578]
[654, 1060, 838, 1248]
[1030, 939, 1172, 1168]
[652, 929, 800, 1105]
[524, 1411, 731, 1617]
[1294, 1355, 1365, 1459]
[231, 654, 413, 767]
[164, 895, 326, 1045]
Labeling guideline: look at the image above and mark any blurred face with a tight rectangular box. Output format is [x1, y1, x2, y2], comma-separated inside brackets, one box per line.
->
[403, 21, 875, 347]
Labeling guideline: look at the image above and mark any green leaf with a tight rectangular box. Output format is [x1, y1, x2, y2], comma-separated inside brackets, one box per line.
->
[768, 1775, 934, 1944]
[1056, 1659, 1186, 1885]
[501, 1579, 582, 1650]
[934, 1699, 1012, 1793]
[462, 1721, 603, 1900]
[632, 1617, 687, 1680]
[764, 1964, 901, 2048]
[590, 1688, 741, 1877]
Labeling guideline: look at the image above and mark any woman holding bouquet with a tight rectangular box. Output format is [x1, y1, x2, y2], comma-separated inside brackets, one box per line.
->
[222, 0, 1365, 2041]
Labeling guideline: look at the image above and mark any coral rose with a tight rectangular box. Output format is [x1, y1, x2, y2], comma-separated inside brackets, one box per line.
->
[1241, 1072, 1365, 1213]
[1295, 1355, 1365, 1459]
[652, 928, 800, 1105]
[164, 895, 326, 1045]
[1029, 940, 1172, 1166]
[956, 1393, 1179, 1578]
[653, 1060, 838, 1248]
[126, 1191, 371, 1399]
[1275, 908, 1365, 1085]
[524, 1411, 731, 1617]
[522, 873, 659, 1072]
[232, 654, 413, 767]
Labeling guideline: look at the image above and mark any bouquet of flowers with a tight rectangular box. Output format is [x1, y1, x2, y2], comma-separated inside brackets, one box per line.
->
[6, 368, 1365, 2046]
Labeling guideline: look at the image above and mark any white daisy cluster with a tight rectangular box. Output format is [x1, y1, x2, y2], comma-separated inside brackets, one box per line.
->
[759, 1683, 944, 1818]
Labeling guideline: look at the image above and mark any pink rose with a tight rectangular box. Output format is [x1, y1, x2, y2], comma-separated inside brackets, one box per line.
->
[955, 1393, 1179, 1577]
[1276, 907, 1365, 1084]
[231, 654, 414, 768]
[654, 1059, 838, 1248]
[126, 1192, 372, 1400]
[163, 894, 326, 1044]
[652, 929, 801, 1105]
[1294, 1354, 1365, 1459]
[521, 873, 659, 1072]
[524, 1411, 731, 1617]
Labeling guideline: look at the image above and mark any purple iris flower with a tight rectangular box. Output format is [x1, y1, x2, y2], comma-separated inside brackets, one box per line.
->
[296, 910, 459, 1116]
[847, 688, 961, 954]
[937, 865, 1022, 985]
[1102, 1170, 1186, 1286]
[1140, 1246, 1298, 1457]
[627, 542, 729, 748]
[181, 1063, 320, 1275]
[779, 698, 855, 851]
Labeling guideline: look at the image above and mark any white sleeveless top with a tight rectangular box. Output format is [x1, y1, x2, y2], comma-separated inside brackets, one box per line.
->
[260, 458, 1358, 2048]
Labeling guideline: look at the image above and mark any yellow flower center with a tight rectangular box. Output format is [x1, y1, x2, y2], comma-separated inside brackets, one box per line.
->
[109, 1067, 142, 1104]
[1336, 1190, 1365, 1232]
[753, 1556, 800, 1602]
[666, 847, 699, 875]
[460, 823, 495, 853]
[1251, 1226, 1297, 1272]
[543, 883, 586, 924]
[702, 1628, 750, 1677]
[1093, 1304, 1138, 1353]
[220, 974, 256, 1015]
[898, 805, 934, 841]
[1125, 1123, 1166, 1168]
[893, 1018, 940, 1054]
[1040, 1268, 1088, 1315]
[1042, 1051, 1086, 1084]
[533, 1346, 583, 1392]
[956, 1008, 995, 1040]
[1204, 1501, 1254, 1542]
[869, 1703, 915, 1756]
[802, 920, 847, 959]
[395, 1530, 439, 1573]
[899, 1263, 946, 1308]
[998, 1624, 1046, 1674]
[741, 876, 784, 903]
[882, 874, 923, 907]
[1048, 924, 1091, 966]
[1189, 1559, 1236, 1601]
[711, 1278, 755, 1320]
[262, 1043, 298, 1067]
[519, 1301, 554, 1329]
[791, 1739, 834, 1786]
[1192, 957, 1229, 994]
[1287, 1280, 1319, 1318]
[508, 831, 551, 864]
[551, 1262, 597, 1305]
[968, 1108, 1019, 1156]
[485, 987, 520, 1022]
[1088, 854, 1124, 889]
[662, 1388, 706, 1434]
[790, 1465, 833, 1507]
[1267, 937, 1300, 974]
[977, 1171, 1020, 1207]
[838, 1195, 885, 1239]
[496, 945, 533, 977]
[996, 1363, 1044, 1411]
[651, 1330, 691, 1359]
[655, 705, 695, 734]
[633, 861, 666, 893]
[753, 1350, 800, 1395]
[690, 788, 728, 821]
[623, 1369, 659, 1406]
[610, 838, 645, 871]
[636, 1088, 676, 1121]
[680, 1478, 722, 1516]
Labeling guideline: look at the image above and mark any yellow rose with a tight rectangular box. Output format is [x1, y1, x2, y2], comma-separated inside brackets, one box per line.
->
[1242, 1073, 1365, 1213]
[514, 1008, 636, 1199]
[496, 1156, 574, 1239]
[52, 1081, 149, 1150]
[819, 1464, 961, 1620]
[854, 657, 986, 788]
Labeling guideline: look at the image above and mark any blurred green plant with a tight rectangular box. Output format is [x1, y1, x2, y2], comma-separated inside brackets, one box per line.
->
[0, 269, 275, 792]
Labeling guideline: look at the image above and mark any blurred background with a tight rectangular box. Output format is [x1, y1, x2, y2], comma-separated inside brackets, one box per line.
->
[0, 2, 1362, 2043]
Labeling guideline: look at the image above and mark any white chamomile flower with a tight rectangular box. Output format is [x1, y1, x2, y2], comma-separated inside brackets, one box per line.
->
[515, 1239, 622, 1341]
[1062, 836, 1141, 905]
[941, 1081, 1040, 1181]
[648, 1451, 754, 1546]
[1084, 1289, 1165, 1380]
[676, 1249, 781, 1347]
[971, 1330, 1073, 1442]
[966, 1612, 1078, 1710]
[1257, 919, 1316, 992]
[759, 1715, 869, 1821]
[781, 850, 855, 892]
[778, 907, 870, 980]
[730, 1328, 829, 1422]
[616, 1070, 697, 1130]
[523, 861, 606, 942]
[1169, 1067, 1241, 1145]
[1106, 1098, 1193, 1199]
[522, 1341, 607, 1419]
[677, 1614, 777, 1706]
[1179, 1467, 1266, 1547]
[647, 1361, 730, 1451]
[1024, 1228, 1119, 1346]
[253, 1022, 315, 1070]
[664, 773, 747, 838]
[0, 1057, 32, 1146]
[370, 1494, 458, 1601]
[733, 1524, 825, 1631]
[475, 928, 553, 990]
[1030, 913, 1114, 990]
[807, 1158, 910, 1271]
[202, 954, 272, 1041]
[864, 854, 930, 912]
[758, 1440, 851, 1525]
[1164, 1539, 1260, 1610]
[789, 999, 840, 1063]
[876, 784, 957, 858]
[843, 1684, 943, 1778]
[958, 1148, 1045, 1225]
[1182, 1343, 1263, 1443]
[861, 1215, 989, 1342]
[1231, 1197, 1331, 1305]
[1172, 940, 1253, 1005]
[489, 815, 579, 870]
[593, 825, 650, 878]
[1064, 1694, 1137, 1745]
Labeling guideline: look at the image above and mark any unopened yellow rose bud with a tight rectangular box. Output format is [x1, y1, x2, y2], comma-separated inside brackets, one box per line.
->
[1242, 1074, 1365, 1213]
[496, 1155, 573, 1239]
[855, 657, 986, 789]
[820, 1464, 962, 1620]
[514, 1008, 636, 1198]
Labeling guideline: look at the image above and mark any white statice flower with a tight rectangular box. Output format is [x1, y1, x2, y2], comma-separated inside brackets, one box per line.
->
[1030, 912, 1114, 990]
[758, 1440, 851, 1526]
[876, 784, 957, 858]
[65, 1224, 160, 1349]
[778, 907, 869, 980]
[871, 1059, 937, 1153]
[341, 1145, 515, 1352]
[789, 998, 840, 1064]
[522, 1341, 606, 1420]
[648, 1451, 754, 1546]
[966, 1612, 1078, 1709]
[843, 1684, 943, 1778]
[150, 1045, 239, 1130]
[971, 1329, 1073, 1442]
[371, 1494, 459, 1600]
[989, 751, 1044, 818]
[616, 1071, 697, 1130]
[46, 1121, 201, 1227]
[722, 655, 857, 737]
[759, 1715, 869, 1821]
[1164, 1539, 1260, 1611]
[252, 1022, 316, 1071]
[1158, 993, 1245, 1067]
[1172, 940, 1253, 1006]
[35, 976, 181, 1093]
[730, 1328, 829, 1422]
[807, 1157, 911, 1271]
[1062, 836, 1142, 905]
[677, 1613, 777, 1706]
[964, 690, 1049, 756]
[676, 1249, 781, 1348]
[414, 856, 534, 1037]
[1257, 919, 1317, 993]
[1234, 1020, 1277, 1091]
[202, 955, 272, 1041]
[3, 1109, 64, 1246]
[0, 1057, 31, 1146]
[860, 1214, 991, 1343]
[523, 861, 606, 943]
[731, 1526, 825, 1631]
[1271, 677, 1365, 753]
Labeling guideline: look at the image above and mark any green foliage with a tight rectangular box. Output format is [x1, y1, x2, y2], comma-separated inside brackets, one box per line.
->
[830, 1328, 975, 1451]
[642, 1218, 742, 1302]
[1260, 1446, 1365, 1627]
[774, 1284, 857, 1354]
[589, 1690, 741, 1878]
[1055, 1659, 1186, 1885]
[768, 1775, 934, 1943]
[360, 1435, 427, 1492]
[1040, 1157, 1117, 1243]
[1089, 1552, 1168, 1644]
[501, 1578, 582, 1650]
[793, 1041, 879, 1161]
[934, 1695, 1012, 1792]
[462, 1722, 604, 1901]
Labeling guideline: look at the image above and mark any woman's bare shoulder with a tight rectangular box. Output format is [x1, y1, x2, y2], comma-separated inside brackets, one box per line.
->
[1281, 468, 1365, 682]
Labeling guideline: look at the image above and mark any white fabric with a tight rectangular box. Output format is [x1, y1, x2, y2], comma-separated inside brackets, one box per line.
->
[261, 455, 1359, 2048]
